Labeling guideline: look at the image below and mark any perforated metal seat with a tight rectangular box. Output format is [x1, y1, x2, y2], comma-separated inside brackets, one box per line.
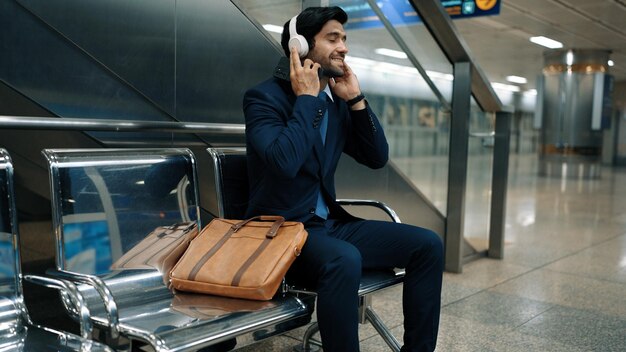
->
[207, 147, 404, 351]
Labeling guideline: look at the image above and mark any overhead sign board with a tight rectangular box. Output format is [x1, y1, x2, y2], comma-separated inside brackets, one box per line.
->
[333, 0, 501, 30]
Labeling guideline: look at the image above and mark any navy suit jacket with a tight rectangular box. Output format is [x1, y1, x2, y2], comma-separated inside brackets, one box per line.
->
[243, 62, 389, 223]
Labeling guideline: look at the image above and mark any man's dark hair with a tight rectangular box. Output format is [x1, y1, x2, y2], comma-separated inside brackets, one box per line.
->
[280, 6, 348, 57]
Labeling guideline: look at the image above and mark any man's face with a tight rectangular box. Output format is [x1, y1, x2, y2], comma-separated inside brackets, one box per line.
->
[306, 19, 348, 78]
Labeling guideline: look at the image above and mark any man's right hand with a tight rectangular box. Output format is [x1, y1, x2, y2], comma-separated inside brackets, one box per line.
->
[289, 47, 320, 96]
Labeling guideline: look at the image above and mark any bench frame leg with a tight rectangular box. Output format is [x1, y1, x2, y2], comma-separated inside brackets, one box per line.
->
[294, 322, 322, 352]
[297, 295, 401, 352]
[365, 306, 401, 352]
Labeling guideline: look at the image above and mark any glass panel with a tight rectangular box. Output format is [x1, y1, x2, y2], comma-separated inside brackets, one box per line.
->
[0, 230, 19, 327]
[48, 151, 198, 275]
[512, 109, 540, 155]
[464, 99, 495, 251]
[0, 231, 16, 298]
[335, 0, 454, 102]
[0, 157, 20, 329]
[0, 243, 16, 299]
[336, 0, 453, 214]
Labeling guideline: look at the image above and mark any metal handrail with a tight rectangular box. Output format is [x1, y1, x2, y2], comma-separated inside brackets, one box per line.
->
[0, 115, 246, 135]
[409, 0, 503, 113]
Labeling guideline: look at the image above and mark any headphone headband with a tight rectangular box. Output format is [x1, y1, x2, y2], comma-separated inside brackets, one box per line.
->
[289, 15, 298, 37]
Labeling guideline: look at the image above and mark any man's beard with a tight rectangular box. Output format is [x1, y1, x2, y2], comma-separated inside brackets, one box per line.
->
[320, 65, 344, 78]
[306, 49, 345, 78]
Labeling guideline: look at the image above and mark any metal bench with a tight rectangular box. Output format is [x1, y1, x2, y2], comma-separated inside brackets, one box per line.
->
[207, 147, 405, 351]
[42, 148, 314, 352]
[0, 148, 113, 352]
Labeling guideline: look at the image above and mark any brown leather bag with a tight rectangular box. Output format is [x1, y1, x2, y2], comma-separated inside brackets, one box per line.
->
[111, 222, 199, 284]
[169, 216, 307, 301]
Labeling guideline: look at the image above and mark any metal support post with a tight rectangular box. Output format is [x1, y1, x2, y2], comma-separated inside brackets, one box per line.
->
[358, 295, 371, 324]
[488, 107, 513, 259]
[365, 307, 401, 352]
[445, 61, 472, 273]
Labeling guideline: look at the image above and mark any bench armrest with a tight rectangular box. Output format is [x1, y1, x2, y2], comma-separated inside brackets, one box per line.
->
[23, 274, 93, 339]
[336, 199, 401, 223]
[46, 269, 120, 339]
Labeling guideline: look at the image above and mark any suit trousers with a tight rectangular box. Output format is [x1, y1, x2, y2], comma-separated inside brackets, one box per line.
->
[286, 218, 443, 352]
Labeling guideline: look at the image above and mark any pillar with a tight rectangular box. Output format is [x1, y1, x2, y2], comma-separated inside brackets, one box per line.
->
[538, 49, 612, 178]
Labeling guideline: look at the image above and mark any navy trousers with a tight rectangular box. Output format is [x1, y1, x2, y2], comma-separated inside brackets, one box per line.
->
[286, 218, 443, 352]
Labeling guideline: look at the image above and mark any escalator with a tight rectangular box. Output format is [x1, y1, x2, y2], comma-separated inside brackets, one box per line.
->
[0, 0, 271, 218]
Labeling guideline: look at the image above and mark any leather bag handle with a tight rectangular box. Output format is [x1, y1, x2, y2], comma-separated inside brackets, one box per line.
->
[231, 215, 285, 239]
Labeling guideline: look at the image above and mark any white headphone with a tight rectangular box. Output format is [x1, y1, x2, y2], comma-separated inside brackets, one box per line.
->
[288, 15, 308, 58]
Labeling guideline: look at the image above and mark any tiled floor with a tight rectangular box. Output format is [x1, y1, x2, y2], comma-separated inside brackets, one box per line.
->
[235, 154, 626, 351]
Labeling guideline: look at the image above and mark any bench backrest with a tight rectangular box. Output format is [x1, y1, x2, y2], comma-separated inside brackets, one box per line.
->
[207, 147, 248, 218]
[43, 148, 201, 276]
[43, 148, 313, 352]
[0, 148, 27, 337]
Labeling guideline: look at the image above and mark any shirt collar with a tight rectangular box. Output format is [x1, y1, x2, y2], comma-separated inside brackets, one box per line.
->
[323, 86, 334, 102]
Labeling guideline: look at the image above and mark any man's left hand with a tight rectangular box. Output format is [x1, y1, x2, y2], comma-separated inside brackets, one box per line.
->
[329, 62, 366, 110]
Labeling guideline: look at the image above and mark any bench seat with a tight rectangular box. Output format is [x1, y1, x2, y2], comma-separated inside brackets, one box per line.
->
[70, 269, 312, 351]
[42, 148, 314, 351]
[207, 147, 405, 351]
[0, 148, 113, 352]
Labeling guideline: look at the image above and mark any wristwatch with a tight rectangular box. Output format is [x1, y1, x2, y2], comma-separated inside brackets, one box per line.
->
[347, 93, 365, 107]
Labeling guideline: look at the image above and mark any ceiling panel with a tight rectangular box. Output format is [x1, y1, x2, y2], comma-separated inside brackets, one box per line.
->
[563, 0, 613, 6]
[508, 0, 566, 14]
[237, 0, 626, 92]
[458, 0, 626, 88]
[581, 5, 626, 31]
[562, 22, 623, 43]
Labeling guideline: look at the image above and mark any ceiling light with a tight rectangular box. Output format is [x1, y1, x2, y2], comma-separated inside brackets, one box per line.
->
[529, 36, 563, 49]
[375, 48, 408, 59]
[426, 70, 454, 81]
[566, 51, 574, 65]
[506, 75, 528, 84]
[262, 24, 283, 34]
[608, 60, 614, 67]
[491, 82, 521, 92]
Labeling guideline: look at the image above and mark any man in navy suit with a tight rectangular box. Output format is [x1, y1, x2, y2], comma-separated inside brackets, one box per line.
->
[243, 6, 443, 352]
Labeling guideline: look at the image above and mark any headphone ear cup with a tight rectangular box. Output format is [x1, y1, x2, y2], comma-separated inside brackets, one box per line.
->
[288, 34, 308, 58]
